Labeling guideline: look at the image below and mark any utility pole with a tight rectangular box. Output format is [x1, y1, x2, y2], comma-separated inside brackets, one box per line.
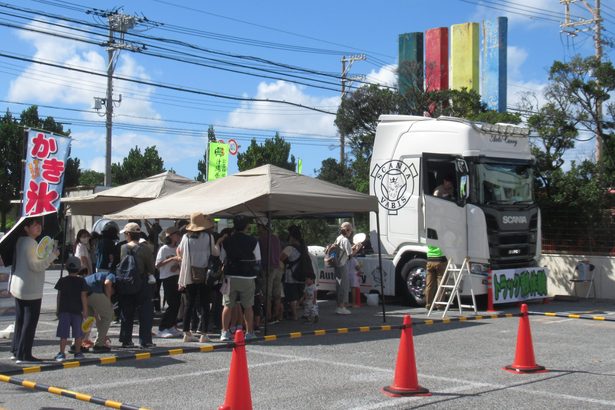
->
[339, 54, 366, 167]
[560, 0, 603, 161]
[90, 9, 145, 186]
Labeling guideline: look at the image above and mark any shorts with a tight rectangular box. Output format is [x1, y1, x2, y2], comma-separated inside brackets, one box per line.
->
[266, 267, 283, 300]
[56, 312, 83, 339]
[223, 277, 255, 308]
[283, 283, 304, 302]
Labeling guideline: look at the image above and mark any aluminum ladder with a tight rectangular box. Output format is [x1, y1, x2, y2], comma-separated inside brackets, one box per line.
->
[427, 257, 477, 318]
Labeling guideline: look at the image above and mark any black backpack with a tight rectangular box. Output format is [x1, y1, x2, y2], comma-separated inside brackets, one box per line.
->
[287, 245, 314, 282]
[115, 245, 143, 295]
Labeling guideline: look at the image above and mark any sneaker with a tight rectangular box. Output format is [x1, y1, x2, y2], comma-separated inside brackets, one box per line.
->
[244, 332, 257, 341]
[120, 342, 135, 349]
[9, 354, 16, 361]
[140, 343, 156, 349]
[158, 329, 174, 339]
[73, 352, 85, 360]
[199, 334, 211, 343]
[169, 327, 183, 337]
[219, 330, 232, 342]
[54, 352, 66, 362]
[92, 345, 111, 353]
[183, 333, 198, 342]
[16, 356, 43, 364]
[69, 344, 90, 354]
[336, 307, 351, 315]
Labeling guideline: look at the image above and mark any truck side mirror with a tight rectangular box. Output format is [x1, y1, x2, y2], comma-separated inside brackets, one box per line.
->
[455, 158, 469, 175]
[459, 175, 469, 201]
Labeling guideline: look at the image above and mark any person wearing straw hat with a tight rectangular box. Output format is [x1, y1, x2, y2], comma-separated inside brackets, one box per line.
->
[117, 222, 156, 349]
[177, 212, 220, 343]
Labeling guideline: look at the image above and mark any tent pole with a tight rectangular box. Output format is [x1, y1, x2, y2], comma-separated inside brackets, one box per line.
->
[375, 210, 386, 323]
[263, 211, 272, 336]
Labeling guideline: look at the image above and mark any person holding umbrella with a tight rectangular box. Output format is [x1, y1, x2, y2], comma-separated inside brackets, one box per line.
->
[9, 216, 59, 363]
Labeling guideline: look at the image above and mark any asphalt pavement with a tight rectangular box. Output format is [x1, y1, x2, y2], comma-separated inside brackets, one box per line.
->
[0, 270, 613, 409]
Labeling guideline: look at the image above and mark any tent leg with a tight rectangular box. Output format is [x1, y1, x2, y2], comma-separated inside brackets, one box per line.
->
[375, 211, 386, 323]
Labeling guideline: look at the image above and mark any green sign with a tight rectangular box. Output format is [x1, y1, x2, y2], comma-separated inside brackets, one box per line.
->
[492, 267, 548, 304]
[208, 142, 229, 181]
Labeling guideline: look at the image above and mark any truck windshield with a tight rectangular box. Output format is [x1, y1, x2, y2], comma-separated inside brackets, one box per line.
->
[475, 162, 534, 205]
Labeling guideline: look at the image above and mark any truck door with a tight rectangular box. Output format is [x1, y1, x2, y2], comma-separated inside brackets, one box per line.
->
[422, 154, 468, 263]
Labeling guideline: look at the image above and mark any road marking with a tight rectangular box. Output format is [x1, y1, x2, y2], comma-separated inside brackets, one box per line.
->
[249, 347, 615, 408]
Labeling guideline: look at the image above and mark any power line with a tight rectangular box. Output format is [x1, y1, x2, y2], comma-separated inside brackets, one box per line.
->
[0, 51, 338, 115]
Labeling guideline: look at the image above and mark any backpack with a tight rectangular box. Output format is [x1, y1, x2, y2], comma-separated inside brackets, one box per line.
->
[324, 243, 344, 268]
[287, 245, 314, 282]
[114, 245, 143, 295]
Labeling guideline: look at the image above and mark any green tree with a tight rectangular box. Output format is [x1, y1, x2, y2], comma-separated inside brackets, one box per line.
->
[196, 125, 217, 182]
[547, 56, 615, 164]
[0, 110, 23, 230]
[111, 146, 165, 185]
[64, 157, 81, 189]
[236, 133, 296, 172]
[79, 169, 104, 186]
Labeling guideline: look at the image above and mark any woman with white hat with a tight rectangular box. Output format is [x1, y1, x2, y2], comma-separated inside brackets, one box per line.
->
[177, 212, 220, 343]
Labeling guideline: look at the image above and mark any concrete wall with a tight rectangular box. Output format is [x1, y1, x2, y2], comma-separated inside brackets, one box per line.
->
[540, 254, 615, 300]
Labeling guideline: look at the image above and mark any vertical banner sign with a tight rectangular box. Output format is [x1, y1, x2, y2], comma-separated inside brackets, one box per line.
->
[297, 159, 303, 174]
[208, 142, 229, 181]
[22, 129, 71, 216]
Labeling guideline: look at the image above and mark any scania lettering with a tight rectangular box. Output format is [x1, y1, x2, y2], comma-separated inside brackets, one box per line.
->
[369, 115, 540, 305]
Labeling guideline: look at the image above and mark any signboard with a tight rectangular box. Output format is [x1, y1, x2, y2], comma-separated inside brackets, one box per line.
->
[308, 247, 396, 296]
[491, 266, 548, 304]
[208, 142, 229, 181]
[22, 129, 71, 216]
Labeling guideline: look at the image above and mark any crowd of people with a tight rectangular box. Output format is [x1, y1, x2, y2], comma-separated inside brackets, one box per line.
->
[8, 214, 363, 364]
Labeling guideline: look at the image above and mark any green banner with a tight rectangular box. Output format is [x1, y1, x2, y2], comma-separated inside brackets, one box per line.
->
[208, 142, 229, 181]
[297, 158, 303, 174]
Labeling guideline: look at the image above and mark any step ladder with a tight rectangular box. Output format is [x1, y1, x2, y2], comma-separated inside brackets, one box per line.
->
[427, 257, 477, 318]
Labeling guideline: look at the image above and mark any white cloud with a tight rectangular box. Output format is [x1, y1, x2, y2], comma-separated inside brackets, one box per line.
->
[226, 80, 339, 137]
[507, 80, 547, 111]
[365, 64, 397, 88]
[507, 46, 528, 81]
[470, 0, 556, 26]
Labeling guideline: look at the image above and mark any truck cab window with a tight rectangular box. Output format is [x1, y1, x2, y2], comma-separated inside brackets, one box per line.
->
[424, 157, 457, 201]
[476, 162, 534, 205]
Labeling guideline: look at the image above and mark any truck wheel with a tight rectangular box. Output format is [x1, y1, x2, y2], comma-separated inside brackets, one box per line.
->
[400, 259, 426, 306]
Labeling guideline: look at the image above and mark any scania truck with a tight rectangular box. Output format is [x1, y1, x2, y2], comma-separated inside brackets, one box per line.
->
[369, 115, 540, 305]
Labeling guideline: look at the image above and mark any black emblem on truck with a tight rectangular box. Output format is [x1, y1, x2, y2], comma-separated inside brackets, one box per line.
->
[371, 160, 418, 215]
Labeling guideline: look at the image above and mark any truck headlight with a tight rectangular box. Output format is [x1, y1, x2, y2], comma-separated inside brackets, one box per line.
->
[469, 262, 489, 276]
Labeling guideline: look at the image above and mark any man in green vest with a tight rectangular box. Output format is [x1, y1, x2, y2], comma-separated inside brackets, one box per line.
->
[425, 245, 447, 310]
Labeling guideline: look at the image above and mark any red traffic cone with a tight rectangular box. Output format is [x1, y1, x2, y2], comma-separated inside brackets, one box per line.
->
[218, 330, 253, 410]
[504, 304, 547, 374]
[382, 315, 431, 397]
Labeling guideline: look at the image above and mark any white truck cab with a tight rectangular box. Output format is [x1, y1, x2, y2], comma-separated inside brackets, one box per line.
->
[369, 115, 540, 305]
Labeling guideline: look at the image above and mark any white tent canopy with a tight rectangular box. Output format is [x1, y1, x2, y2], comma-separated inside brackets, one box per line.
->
[62, 171, 199, 216]
[105, 165, 379, 220]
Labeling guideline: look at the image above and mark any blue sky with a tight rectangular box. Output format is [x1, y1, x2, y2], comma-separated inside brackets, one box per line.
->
[0, 0, 613, 181]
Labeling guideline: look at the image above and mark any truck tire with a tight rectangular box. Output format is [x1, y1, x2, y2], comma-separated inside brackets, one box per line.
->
[400, 259, 426, 307]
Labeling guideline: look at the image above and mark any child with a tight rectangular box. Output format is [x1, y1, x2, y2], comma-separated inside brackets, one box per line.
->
[301, 273, 318, 323]
[54, 256, 89, 361]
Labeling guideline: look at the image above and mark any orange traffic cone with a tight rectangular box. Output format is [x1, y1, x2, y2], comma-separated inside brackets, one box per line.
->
[382, 315, 431, 397]
[503, 303, 547, 374]
[218, 331, 253, 410]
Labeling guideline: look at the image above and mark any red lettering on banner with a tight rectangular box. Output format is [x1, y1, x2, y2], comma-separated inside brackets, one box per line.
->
[41, 158, 65, 184]
[25, 180, 59, 214]
[30, 133, 58, 159]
